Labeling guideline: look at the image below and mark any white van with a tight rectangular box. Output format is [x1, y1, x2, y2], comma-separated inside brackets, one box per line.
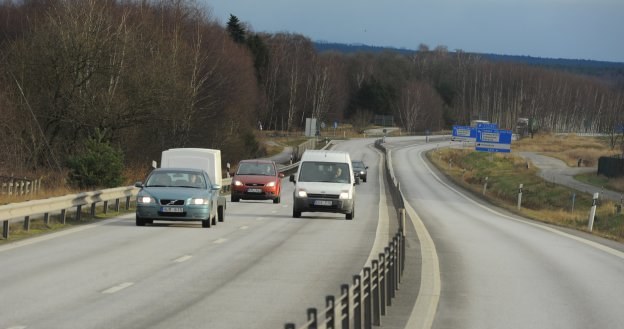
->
[289, 150, 357, 220]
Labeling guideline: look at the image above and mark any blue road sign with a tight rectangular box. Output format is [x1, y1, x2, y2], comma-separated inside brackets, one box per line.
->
[452, 125, 476, 142]
[477, 123, 498, 130]
[476, 129, 512, 153]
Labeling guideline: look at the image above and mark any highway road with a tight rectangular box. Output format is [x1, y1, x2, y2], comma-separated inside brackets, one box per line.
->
[388, 137, 624, 329]
[0, 139, 390, 329]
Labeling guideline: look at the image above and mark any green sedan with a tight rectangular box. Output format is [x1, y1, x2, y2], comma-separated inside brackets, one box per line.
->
[135, 168, 225, 228]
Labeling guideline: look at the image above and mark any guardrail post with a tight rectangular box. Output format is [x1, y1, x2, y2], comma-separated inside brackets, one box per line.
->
[307, 308, 318, 329]
[90, 203, 97, 217]
[371, 260, 381, 326]
[326, 295, 335, 329]
[60, 209, 67, 224]
[103, 201, 109, 214]
[76, 205, 82, 221]
[125, 196, 131, 210]
[378, 253, 386, 315]
[353, 275, 362, 329]
[341, 284, 350, 329]
[2, 220, 8, 239]
[44, 213, 50, 225]
[23, 216, 30, 231]
[363, 267, 372, 329]
[115, 199, 121, 212]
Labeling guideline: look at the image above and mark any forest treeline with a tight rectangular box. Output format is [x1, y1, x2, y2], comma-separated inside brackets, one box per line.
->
[0, 0, 623, 178]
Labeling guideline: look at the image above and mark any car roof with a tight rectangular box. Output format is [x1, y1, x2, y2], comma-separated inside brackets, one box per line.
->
[152, 167, 205, 173]
[239, 159, 275, 164]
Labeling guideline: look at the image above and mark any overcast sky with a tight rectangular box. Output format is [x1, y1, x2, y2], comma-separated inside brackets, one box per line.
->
[201, 0, 624, 63]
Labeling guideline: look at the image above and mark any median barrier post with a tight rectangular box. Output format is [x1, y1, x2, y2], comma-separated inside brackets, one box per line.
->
[363, 267, 372, 329]
[385, 247, 393, 305]
[378, 253, 386, 315]
[76, 205, 82, 221]
[125, 196, 131, 210]
[103, 201, 109, 214]
[372, 260, 381, 326]
[325, 296, 335, 329]
[340, 284, 350, 329]
[353, 275, 362, 329]
[44, 213, 49, 225]
[307, 308, 318, 329]
[60, 209, 67, 224]
[115, 199, 121, 212]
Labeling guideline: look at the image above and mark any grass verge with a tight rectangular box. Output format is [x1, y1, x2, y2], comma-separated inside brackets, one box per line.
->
[427, 147, 624, 242]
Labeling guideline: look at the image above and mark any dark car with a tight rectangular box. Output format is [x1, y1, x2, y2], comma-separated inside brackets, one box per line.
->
[352, 160, 368, 183]
[231, 159, 284, 203]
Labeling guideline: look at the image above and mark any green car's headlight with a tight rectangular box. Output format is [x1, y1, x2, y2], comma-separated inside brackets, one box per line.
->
[191, 198, 209, 205]
[138, 196, 154, 204]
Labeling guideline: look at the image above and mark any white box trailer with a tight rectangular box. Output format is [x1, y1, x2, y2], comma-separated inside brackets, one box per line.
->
[160, 148, 223, 186]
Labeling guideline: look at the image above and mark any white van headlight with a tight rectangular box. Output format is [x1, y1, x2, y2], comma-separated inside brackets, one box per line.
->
[297, 190, 308, 198]
[339, 192, 350, 199]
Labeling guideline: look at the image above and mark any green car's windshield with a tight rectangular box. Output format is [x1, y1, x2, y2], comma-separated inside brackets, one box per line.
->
[146, 171, 207, 189]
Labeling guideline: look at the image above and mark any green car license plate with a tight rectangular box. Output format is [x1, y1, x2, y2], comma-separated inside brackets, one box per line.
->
[161, 206, 184, 213]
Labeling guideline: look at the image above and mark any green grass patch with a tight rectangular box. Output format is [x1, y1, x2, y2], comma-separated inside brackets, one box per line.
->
[427, 148, 624, 242]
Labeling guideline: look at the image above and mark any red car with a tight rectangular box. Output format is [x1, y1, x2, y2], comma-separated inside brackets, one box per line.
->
[231, 159, 284, 203]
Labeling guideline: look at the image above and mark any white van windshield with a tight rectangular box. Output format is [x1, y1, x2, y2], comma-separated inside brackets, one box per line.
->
[299, 162, 350, 183]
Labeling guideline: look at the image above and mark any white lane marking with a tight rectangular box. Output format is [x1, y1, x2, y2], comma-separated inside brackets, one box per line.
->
[173, 255, 192, 263]
[256, 217, 264, 221]
[240, 226, 249, 230]
[213, 238, 228, 244]
[102, 282, 134, 294]
[7, 326, 28, 329]
[0, 215, 134, 253]
[271, 210, 278, 213]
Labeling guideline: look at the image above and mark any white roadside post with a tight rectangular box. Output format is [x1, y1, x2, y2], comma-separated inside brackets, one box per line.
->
[588, 192, 599, 232]
[517, 183, 523, 210]
[483, 177, 489, 195]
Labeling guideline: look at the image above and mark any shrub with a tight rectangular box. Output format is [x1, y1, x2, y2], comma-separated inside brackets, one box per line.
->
[67, 138, 124, 188]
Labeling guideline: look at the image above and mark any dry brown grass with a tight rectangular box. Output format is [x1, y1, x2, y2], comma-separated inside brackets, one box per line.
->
[514, 133, 619, 167]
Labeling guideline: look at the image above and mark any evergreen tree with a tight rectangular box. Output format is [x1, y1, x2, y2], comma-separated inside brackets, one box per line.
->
[226, 14, 246, 44]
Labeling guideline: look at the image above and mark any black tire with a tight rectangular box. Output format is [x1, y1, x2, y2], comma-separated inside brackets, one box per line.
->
[293, 208, 301, 218]
[202, 218, 211, 228]
[136, 215, 146, 226]
[273, 196, 280, 204]
[211, 215, 217, 226]
[231, 195, 240, 202]
[218, 205, 225, 222]
[346, 208, 354, 220]
[363, 177, 367, 183]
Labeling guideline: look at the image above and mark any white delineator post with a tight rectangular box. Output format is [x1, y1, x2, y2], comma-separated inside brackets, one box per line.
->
[517, 183, 523, 210]
[587, 192, 599, 232]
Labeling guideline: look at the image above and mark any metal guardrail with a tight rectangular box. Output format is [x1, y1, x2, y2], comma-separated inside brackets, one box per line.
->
[1, 186, 138, 239]
[284, 139, 407, 329]
[0, 140, 313, 240]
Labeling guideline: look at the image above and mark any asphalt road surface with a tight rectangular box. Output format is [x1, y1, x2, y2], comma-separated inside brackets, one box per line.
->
[387, 137, 624, 329]
[0, 139, 391, 329]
